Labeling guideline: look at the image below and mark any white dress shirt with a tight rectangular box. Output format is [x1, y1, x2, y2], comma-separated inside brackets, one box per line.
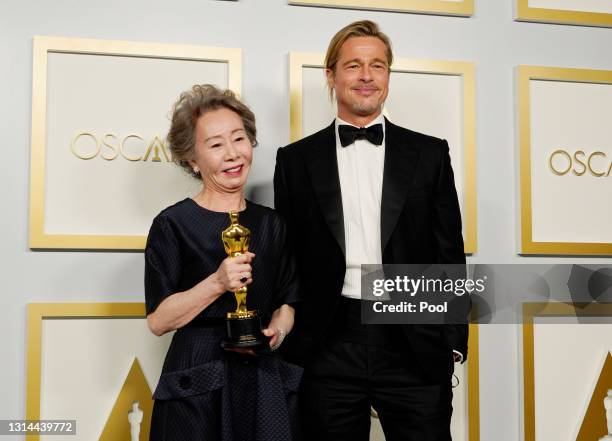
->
[335, 114, 385, 299]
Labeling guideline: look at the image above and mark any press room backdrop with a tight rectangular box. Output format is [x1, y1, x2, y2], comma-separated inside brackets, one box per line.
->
[0, 0, 611, 440]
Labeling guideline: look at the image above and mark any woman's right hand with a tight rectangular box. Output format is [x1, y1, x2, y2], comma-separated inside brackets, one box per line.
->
[147, 252, 255, 337]
[213, 252, 255, 293]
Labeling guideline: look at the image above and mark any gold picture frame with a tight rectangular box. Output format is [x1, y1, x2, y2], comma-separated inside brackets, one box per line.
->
[518, 65, 612, 255]
[522, 302, 612, 441]
[515, 0, 612, 27]
[289, 52, 477, 254]
[289, 0, 474, 17]
[25, 303, 147, 441]
[29, 36, 241, 250]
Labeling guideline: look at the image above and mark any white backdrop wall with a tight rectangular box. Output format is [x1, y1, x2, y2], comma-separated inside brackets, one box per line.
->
[1, 1, 611, 440]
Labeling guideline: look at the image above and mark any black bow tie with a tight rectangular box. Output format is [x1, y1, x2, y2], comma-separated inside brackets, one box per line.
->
[338, 123, 384, 147]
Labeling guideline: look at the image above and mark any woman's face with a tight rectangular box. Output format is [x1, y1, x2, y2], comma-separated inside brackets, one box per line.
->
[189, 107, 253, 194]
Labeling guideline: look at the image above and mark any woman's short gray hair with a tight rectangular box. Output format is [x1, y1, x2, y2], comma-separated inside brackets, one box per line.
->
[167, 84, 257, 179]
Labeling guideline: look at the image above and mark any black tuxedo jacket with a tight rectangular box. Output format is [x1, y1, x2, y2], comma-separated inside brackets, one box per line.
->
[274, 118, 468, 381]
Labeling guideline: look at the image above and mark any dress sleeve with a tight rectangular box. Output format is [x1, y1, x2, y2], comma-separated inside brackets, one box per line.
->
[144, 215, 182, 315]
[273, 216, 301, 309]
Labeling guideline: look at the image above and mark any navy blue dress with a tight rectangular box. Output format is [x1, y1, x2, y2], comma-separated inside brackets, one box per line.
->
[145, 198, 302, 441]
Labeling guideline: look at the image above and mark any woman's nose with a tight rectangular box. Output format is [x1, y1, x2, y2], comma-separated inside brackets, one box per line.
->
[224, 141, 239, 159]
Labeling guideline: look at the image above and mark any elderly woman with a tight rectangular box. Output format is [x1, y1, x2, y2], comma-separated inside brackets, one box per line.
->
[145, 84, 301, 440]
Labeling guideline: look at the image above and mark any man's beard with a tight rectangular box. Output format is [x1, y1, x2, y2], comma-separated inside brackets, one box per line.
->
[351, 100, 381, 116]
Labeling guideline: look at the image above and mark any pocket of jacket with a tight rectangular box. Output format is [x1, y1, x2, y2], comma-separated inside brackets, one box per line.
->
[153, 360, 224, 400]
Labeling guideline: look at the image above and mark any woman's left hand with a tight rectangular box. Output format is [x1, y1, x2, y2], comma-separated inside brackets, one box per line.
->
[262, 304, 295, 351]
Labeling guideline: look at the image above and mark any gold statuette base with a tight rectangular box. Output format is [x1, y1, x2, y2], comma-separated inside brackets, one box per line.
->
[221, 309, 269, 349]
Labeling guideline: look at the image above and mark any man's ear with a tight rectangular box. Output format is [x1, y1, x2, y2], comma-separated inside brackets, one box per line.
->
[325, 68, 335, 89]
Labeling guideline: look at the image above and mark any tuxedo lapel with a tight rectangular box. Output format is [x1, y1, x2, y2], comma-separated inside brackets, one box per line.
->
[381, 118, 420, 252]
[305, 121, 345, 256]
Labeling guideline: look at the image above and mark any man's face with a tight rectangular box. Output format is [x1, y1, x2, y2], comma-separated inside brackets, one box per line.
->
[326, 36, 390, 125]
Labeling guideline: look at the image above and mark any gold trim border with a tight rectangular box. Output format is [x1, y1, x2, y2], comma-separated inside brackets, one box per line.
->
[522, 302, 612, 441]
[29, 36, 242, 250]
[289, 0, 474, 17]
[25, 303, 146, 441]
[289, 52, 477, 254]
[467, 324, 481, 441]
[518, 65, 612, 256]
[516, 0, 612, 27]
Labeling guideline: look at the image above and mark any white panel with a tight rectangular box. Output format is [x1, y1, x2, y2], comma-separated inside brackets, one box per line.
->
[302, 66, 336, 137]
[39, 318, 172, 441]
[450, 361, 470, 441]
[386, 72, 465, 224]
[533, 318, 612, 440]
[530, 79, 612, 243]
[370, 416, 385, 440]
[44, 52, 222, 235]
[528, 0, 612, 14]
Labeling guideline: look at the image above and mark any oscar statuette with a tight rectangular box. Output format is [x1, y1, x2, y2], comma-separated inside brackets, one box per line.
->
[220, 212, 267, 349]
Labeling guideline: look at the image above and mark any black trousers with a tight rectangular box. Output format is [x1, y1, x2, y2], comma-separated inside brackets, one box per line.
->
[300, 298, 453, 441]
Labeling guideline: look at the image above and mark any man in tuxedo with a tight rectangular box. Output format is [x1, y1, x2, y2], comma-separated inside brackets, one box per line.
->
[274, 20, 467, 441]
